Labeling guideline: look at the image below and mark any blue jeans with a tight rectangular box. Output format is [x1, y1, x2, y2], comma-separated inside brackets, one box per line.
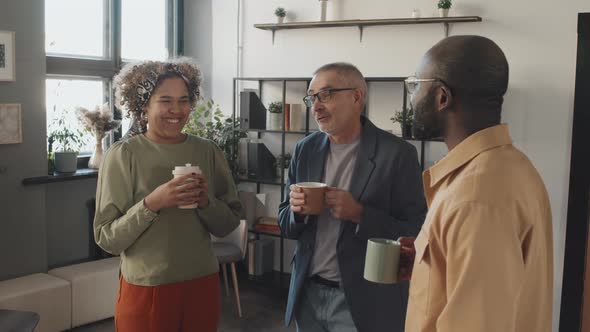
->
[295, 280, 357, 332]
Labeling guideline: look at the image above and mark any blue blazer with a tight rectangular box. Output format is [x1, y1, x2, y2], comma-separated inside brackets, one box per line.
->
[278, 117, 427, 332]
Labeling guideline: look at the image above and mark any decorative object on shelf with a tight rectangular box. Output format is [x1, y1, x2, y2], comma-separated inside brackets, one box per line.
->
[267, 101, 283, 130]
[247, 141, 277, 181]
[437, 0, 452, 17]
[411, 8, 420, 19]
[275, 7, 286, 24]
[183, 99, 247, 183]
[391, 107, 414, 138]
[48, 114, 84, 174]
[0, 103, 21, 144]
[75, 104, 121, 169]
[0, 31, 16, 81]
[319, 0, 328, 21]
[289, 103, 304, 131]
[237, 137, 250, 178]
[239, 90, 267, 130]
[274, 153, 291, 182]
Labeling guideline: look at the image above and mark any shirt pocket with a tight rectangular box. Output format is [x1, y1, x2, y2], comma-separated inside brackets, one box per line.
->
[409, 232, 432, 319]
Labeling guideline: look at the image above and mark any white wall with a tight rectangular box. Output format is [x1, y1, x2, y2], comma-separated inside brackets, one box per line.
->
[184, 0, 213, 97]
[186, 1, 590, 330]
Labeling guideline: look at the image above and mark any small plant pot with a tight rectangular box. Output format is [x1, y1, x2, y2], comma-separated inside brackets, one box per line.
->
[54, 151, 79, 174]
[277, 16, 285, 24]
[439, 8, 449, 17]
[268, 113, 283, 131]
[402, 124, 413, 139]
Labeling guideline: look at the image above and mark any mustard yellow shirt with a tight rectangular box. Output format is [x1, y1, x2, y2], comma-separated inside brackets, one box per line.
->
[406, 124, 553, 332]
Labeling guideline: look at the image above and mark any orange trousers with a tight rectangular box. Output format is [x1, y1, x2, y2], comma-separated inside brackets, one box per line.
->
[115, 273, 220, 332]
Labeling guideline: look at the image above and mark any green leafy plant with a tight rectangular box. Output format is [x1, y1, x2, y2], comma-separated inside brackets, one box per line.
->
[437, 0, 452, 9]
[48, 116, 84, 153]
[275, 7, 286, 17]
[391, 107, 414, 138]
[390, 108, 413, 125]
[183, 99, 247, 182]
[47, 114, 84, 175]
[268, 101, 283, 114]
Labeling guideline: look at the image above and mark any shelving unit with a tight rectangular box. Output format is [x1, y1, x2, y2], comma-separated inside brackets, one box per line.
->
[232, 76, 444, 287]
[233, 77, 312, 286]
[254, 16, 483, 43]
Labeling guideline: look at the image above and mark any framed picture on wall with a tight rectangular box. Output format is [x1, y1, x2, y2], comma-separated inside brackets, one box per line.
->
[0, 31, 15, 82]
[0, 104, 22, 144]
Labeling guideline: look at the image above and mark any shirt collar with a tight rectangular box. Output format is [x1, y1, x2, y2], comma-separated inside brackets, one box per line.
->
[427, 124, 513, 187]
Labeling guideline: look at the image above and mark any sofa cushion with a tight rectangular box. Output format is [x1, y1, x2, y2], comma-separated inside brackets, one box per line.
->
[0, 273, 71, 332]
[48, 257, 120, 328]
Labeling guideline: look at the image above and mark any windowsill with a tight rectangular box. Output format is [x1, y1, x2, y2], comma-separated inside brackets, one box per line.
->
[22, 168, 98, 186]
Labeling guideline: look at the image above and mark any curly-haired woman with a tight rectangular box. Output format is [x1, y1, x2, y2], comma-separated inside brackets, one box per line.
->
[93, 58, 241, 332]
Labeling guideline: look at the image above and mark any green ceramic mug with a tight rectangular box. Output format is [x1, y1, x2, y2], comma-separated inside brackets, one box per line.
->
[363, 238, 401, 284]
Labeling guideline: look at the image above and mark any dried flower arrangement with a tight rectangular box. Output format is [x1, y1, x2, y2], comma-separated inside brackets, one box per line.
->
[76, 104, 121, 168]
[76, 103, 121, 140]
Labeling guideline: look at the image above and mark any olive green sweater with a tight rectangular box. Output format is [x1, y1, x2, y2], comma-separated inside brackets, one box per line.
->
[94, 134, 241, 286]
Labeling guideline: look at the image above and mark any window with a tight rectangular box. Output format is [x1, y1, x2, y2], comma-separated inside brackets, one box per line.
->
[121, 0, 168, 61]
[45, 0, 183, 154]
[46, 79, 105, 152]
[45, 0, 106, 58]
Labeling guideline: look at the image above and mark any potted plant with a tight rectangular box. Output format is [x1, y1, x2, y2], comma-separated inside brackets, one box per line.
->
[275, 7, 286, 24]
[391, 107, 414, 139]
[267, 101, 283, 131]
[274, 153, 292, 182]
[76, 104, 121, 169]
[183, 99, 247, 183]
[437, 0, 452, 17]
[48, 115, 84, 174]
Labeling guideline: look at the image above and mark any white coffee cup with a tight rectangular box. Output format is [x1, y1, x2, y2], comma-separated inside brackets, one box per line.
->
[172, 163, 202, 209]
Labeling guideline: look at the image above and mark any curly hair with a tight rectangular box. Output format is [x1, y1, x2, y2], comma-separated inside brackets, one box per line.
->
[113, 57, 202, 137]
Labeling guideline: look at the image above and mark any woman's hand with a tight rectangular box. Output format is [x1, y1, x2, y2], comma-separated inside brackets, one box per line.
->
[144, 174, 201, 212]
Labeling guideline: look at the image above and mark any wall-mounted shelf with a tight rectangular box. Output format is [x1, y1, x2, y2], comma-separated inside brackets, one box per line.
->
[255, 16, 483, 43]
[247, 129, 309, 135]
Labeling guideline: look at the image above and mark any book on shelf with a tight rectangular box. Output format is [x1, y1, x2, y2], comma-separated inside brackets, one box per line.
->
[257, 216, 278, 226]
[284, 104, 290, 131]
[254, 223, 281, 234]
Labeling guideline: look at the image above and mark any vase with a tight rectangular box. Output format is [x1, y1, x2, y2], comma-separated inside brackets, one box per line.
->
[319, 0, 328, 21]
[439, 8, 449, 17]
[88, 135, 105, 169]
[402, 123, 413, 138]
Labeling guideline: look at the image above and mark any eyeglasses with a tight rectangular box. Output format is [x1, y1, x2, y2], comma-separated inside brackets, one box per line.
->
[303, 88, 357, 108]
[404, 76, 447, 95]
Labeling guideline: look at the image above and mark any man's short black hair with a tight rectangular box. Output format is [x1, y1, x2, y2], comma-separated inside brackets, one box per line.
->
[428, 35, 509, 115]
